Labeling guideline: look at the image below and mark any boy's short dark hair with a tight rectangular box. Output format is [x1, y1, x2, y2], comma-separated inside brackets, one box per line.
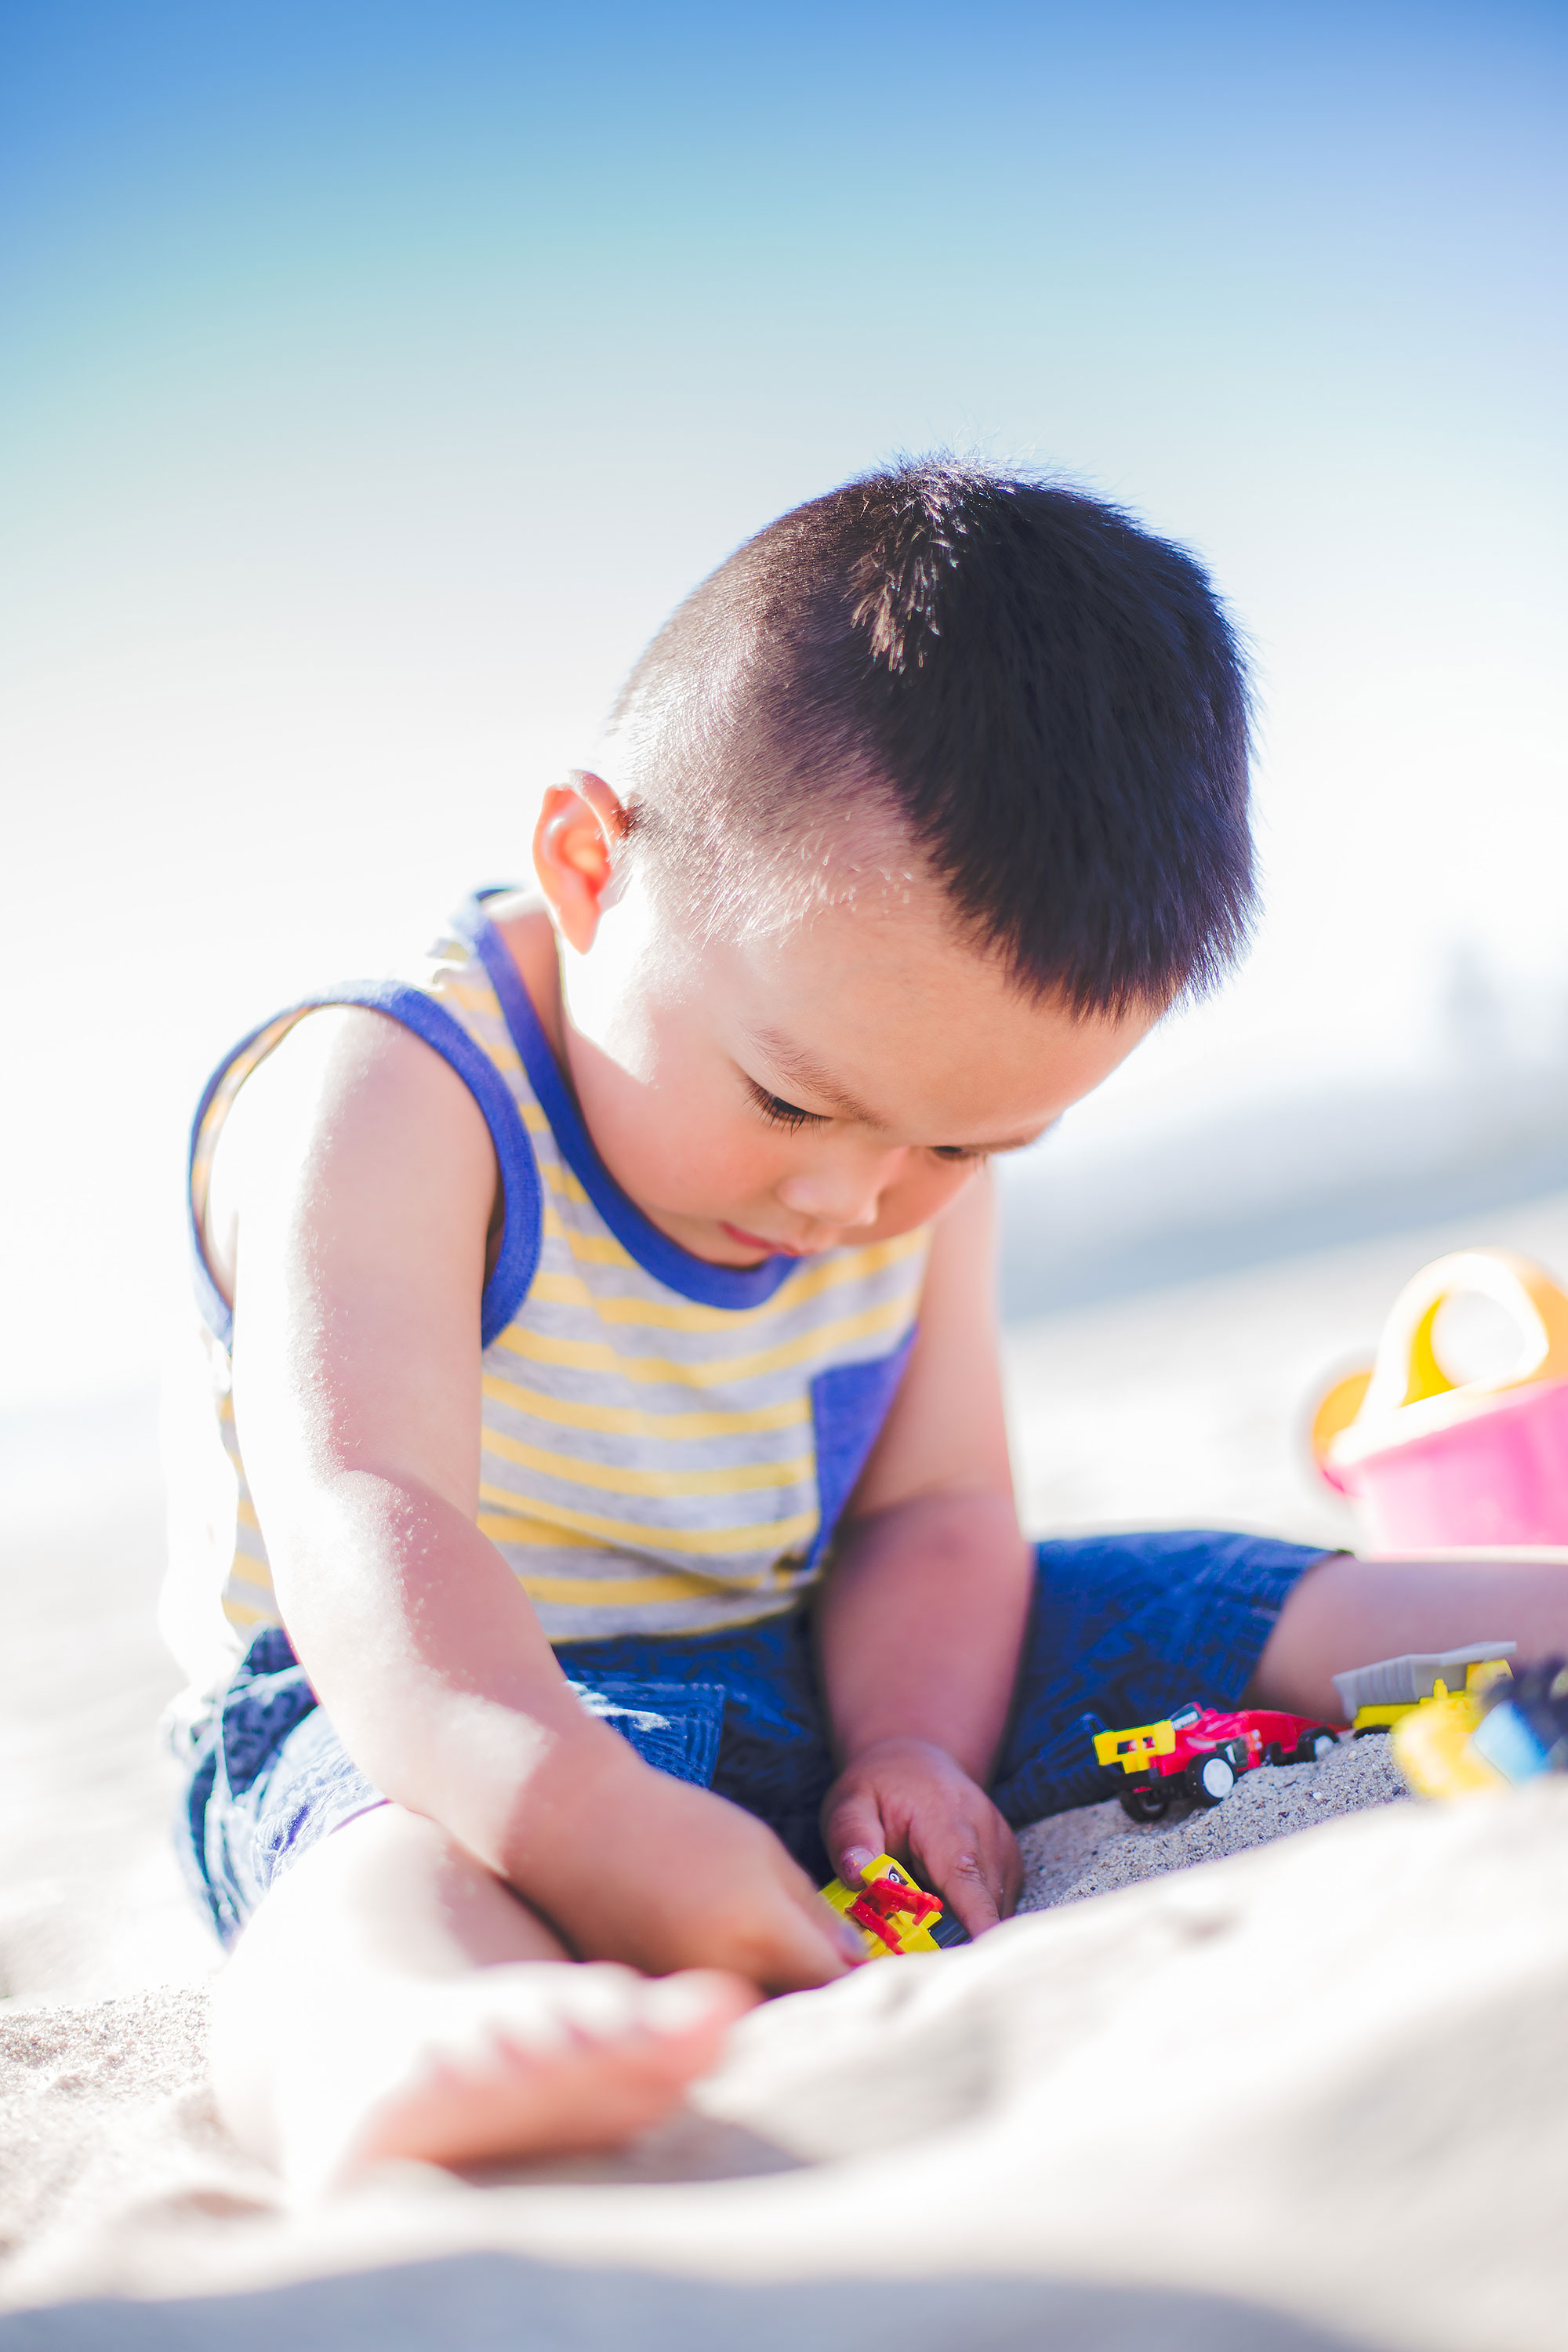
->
[606, 457, 1254, 1014]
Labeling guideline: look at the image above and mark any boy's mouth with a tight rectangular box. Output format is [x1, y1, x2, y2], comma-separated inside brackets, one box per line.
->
[719, 1221, 808, 1259]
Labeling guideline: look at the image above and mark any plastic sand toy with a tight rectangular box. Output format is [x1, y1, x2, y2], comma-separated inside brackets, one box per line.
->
[1390, 1654, 1568, 1800]
[820, 1854, 971, 1958]
[1087, 1700, 1345, 1821]
[1312, 1250, 1568, 1552]
[1468, 1658, 1568, 1786]
[1332, 1642, 1517, 1734]
[1388, 1656, 1515, 1798]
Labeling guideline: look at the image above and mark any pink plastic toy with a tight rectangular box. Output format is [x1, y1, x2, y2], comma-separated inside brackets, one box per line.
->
[1312, 1250, 1568, 1554]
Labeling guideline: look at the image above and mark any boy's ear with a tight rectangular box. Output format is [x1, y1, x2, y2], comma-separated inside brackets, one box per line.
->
[532, 771, 630, 953]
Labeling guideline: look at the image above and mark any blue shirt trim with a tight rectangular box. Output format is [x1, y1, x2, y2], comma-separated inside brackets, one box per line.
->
[456, 893, 799, 1309]
[187, 982, 543, 1354]
[805, 1329, 919, 1571]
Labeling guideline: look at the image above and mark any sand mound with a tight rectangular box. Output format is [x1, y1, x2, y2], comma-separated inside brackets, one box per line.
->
[1, 1783, 1565, 2350]
[1020, 1730, 1406, 1910]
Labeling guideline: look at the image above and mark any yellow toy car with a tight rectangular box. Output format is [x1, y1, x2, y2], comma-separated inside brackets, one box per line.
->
[1332, 1642, 1567, 1802]
[820, 1853, 971, 1958]
[1391, 1657, 1519, 1798]
[1331, 1642, 1515, 1736]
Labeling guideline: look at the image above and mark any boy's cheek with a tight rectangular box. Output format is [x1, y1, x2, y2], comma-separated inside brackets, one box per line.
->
[872, 1158, 980, 1234]
[574, 1036, 978, 1240]
[597, 1105, 801, 1240]
[658, 1125, 793, 1214]
[573, 1051, 753, 1203]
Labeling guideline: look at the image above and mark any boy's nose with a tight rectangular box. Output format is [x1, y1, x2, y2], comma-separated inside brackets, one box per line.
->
[776, 1150, 903, 1232]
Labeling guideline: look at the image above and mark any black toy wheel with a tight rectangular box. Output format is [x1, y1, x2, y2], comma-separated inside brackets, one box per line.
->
[1296, 1728, 1338, 1764]
[1263, 1740, 1287, 1766]
[1186, 1754, 1236, 1807]
[1119, 1783, 1171, 1822]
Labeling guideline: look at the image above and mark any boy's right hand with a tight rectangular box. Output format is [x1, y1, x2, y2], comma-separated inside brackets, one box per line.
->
[506, 1750, 866, 1994]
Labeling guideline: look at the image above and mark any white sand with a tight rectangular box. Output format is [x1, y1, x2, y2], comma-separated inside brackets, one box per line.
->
[1019, 1732, 1408, 1912]
[4, 1784, 1568, 2350]
[4, 1200, 1567, 2342]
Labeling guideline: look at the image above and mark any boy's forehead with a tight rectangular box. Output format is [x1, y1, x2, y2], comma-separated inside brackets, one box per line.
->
[708, 887, 1154, 1139]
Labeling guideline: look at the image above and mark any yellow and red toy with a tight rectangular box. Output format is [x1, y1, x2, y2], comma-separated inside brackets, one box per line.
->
[1389, 1656, 1516, 1798]
[820, 1854, 971, 1958]
[1089, 1699, 1344, 1820]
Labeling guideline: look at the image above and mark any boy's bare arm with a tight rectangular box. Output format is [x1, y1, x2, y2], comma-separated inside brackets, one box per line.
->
[209, 1007, 855, 1990]
[815, 1171, 1033, 1932]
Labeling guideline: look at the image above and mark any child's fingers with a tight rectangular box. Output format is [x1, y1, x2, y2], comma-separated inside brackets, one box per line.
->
[690, 1841, 865, 1991]
[819, 1759, 1022, 1940]
[911, 1805, 1021, 1936]
[772, 1849, 873, 1973]
[799, 1888, 873, 1973]
[924, 1844, 1004, 1937]
[820, 1788, 887, 1886]
[730, 1886, 863, 1991]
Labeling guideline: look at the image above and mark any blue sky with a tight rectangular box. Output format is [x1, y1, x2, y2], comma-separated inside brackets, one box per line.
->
[3, 1, 1565, 1404]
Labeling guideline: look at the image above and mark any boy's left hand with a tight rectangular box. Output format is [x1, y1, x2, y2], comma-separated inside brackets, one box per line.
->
[821, 1737, 1022, 1937]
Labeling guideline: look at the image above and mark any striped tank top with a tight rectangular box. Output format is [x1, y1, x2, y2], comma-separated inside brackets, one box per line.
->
[161, 893, 930, 1703]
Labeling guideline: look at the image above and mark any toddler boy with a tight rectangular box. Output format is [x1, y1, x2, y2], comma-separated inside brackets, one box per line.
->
[168, 460, 1568, 2187]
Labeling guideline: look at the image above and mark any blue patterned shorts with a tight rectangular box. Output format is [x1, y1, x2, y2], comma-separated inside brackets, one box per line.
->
[177, 1530, 1323, 1944]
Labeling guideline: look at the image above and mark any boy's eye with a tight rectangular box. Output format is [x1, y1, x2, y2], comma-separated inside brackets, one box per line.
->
[746, 1080, 830, 1133]
[930, 1145, 984, 1163]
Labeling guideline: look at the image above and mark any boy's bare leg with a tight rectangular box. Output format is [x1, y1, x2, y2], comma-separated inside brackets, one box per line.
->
[211, 1803, 754, 2194]
[1247, 1552, 1568, 1721]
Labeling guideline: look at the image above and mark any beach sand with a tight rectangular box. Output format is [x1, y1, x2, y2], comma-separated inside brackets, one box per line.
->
[3, 1195, 1567, 2341]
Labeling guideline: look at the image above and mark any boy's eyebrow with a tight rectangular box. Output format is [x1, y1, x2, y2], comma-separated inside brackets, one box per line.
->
[745, 1025, 1054, 1155]
[746, 1027, 888, 1126]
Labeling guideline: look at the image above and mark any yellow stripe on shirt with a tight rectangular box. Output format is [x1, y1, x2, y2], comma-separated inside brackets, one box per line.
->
[512, 1566, 772, 1609]
[477, 1484, 818, 1556]
[475, 1503, 601, 1548]
[541, 1204, 636, 1268]
[539, 1160, 592, 1207]
[448, 980, 503, 1017]
[481, 1370, 810, 1440]
[481, 1425, 814, 1497]
[221, 1593, 270, 1628]
[493, 1296, 913, 1390]
[527, 1232, 926, 1334]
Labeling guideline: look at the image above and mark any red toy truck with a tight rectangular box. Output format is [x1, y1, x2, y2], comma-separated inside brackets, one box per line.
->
[1091, 1700, 1345, 1820]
